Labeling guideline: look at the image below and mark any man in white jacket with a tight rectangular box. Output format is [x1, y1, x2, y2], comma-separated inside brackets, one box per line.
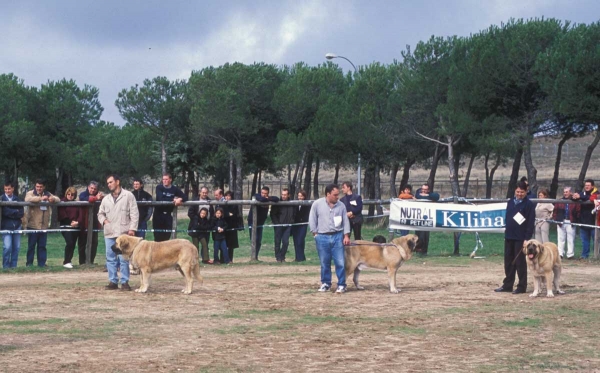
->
[98, 174, 139, 291]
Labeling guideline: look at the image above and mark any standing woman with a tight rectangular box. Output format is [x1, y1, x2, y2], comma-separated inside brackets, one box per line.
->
[292, 189, 310, 262]
[535, 189, 554, 243]
[223, 191, 240, 262]
[58, 187, 82, 269]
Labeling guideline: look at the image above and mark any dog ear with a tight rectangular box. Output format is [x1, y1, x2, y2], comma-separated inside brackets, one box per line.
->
[408, 237, 417, 251]
[539, 244, 544, 254]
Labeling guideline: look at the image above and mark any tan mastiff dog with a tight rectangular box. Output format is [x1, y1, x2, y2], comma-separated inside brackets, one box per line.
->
[112, 235, 203, 294]
[522, 239, 565, 297]
[344, 234, 418, 293]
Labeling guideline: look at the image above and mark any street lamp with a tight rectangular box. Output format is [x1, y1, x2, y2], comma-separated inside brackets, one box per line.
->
[325, 52, 361, 197]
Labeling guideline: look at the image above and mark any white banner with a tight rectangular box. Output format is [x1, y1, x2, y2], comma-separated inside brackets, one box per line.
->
[389, 200, 508, 233]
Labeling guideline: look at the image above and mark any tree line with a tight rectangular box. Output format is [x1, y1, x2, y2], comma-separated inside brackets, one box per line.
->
[1, 18, 598, 203]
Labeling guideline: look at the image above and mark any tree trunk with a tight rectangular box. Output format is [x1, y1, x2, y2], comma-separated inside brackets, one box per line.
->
[428, 145, 446, 190]
[506, 145, 523, 198]
[484, 152, 501, 199]
[333, 163, 340, 185]
[523, 131, 539, 197]
[161, 131, 168, 175]
[313, 156, 320, 199]
[257, 170, 262, 192]
[295, 150, 307, 194]
[184, 170, 190, 198]
[235, 151, 243, 203]
[251, 169, 259, 196]
[399, 157, 416, 192]
[462, 153, 476, 197]
[550, 134, 572, 198]
[229, 153, 235, 193]
[303, 152, 313, 198]
[190, 170, 199, 198]
[375, 164, 382, 215]
[577, 127, 600, 191]
[446, 139, 461, 198]
[365, 163, 376, 216]
[389, 162, 399, 198]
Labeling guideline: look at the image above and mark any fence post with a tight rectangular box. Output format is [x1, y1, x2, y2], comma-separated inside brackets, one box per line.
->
[594, 227, 599, 259]
[172, 207, 178, 239]
[0, 206, 3, 229]
[86, 204, 94, 265]
[250, 202, 258, 261]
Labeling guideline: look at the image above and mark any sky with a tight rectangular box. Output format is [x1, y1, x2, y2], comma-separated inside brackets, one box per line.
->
[1, 0, 599, 125]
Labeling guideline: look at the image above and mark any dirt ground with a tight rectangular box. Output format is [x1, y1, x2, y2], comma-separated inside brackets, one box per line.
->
[1, 258, 600, 373]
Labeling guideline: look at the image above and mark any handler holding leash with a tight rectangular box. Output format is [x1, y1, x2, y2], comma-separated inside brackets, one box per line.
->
[309, 183, 350, 293]
[495, 180, 535, 295]
[98, 174, 139, 291]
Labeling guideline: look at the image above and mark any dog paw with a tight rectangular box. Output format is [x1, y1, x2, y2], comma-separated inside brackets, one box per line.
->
[135, 289, 142, 293]
[356, 286, 365, 290]
[530, 293, 538, 297]
[546, 292, 555, 298]
[390, 289, 400, 294]
[557, 290, 566, 294]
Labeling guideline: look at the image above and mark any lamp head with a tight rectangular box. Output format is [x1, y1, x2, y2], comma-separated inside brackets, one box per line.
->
[325, 53, 337, 60]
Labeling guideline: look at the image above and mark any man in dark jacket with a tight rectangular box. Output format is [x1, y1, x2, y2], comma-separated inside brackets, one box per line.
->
[495, 181, 535, 294]
[414, 183, 440, 255]
[270, 188, 295, 262]
[572, 179, 598, 259]
[248, 186, 279, 258]
[153, 173, 186, 242]
[78, 181, 105, 265]
[2, 182, 24, 268]
[340, 181, 363, 240]
[132, 178, 153, 239]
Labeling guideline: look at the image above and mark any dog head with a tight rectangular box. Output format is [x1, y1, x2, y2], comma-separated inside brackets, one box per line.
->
[112, 235, 143, 259]
[523, 239, 543, 261]
[391, 234, 419, 260]
[372, 235, 387, 244]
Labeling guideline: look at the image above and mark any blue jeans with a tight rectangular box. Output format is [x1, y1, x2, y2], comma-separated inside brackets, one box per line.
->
[248, 226, 264, 257]
[314, 232, 346, 287]
[580, 227, 595, 259]
[136, 221, 147, 239]
[26, 232, 47, 267]
[399, 230, 409, 236]
[2, 229, 21, 268]
[291, 224, 307, 261]
[105, 237, 129, 284]
[213, 239, 230, 263]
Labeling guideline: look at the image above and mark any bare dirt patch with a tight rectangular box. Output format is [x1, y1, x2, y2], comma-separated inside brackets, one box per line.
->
[1, 259, 600, 372]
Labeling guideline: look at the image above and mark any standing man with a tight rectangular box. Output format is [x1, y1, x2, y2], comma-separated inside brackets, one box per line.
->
[98, 174, 139, 290]
[340, 181, 363, 240]
[309, 184, 350, 293]
[132, 178, 153, 239]
[214, 188, 225, 209]
[2, 182, 24, 268]
[25, 179, 60, 267]
[414, 183, 440, 255]
[270, 188, 295, 262]
[78, 181, 105, 265]
[572, 179, 598, 259]
[188, 186, 213, 263]
[248, 186, 279, 258]
[153, 173, 186, 242]
[495, 180, 535, 294]
[553, 187, 579, 260]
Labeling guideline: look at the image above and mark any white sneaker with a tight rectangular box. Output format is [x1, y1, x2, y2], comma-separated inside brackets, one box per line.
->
[63, 263, 73, 269]
[335, 285, 347, 293]
[318, 283, 331, 292]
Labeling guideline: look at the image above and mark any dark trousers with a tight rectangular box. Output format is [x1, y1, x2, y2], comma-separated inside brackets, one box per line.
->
[502, 239, 527, 291]
[274, 226, 291, 261]
[153, 213, 173, 242]
[249, 226, 264, 257]
[61, 230, 79, 265]
[416, 231, 430, 253]
[135, 221, 147, 239]
[350, 221, 362, 240]
[26, 232, 48, 267]
[193, 236, 210, 262]
[78, 230, 98, 264]
[225, 230, 239, 262]
[291, 224, 307, 261]
[213, 239, 230, 263]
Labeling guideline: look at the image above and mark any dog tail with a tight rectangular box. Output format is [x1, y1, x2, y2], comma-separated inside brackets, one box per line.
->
[193, 263, 204, 286]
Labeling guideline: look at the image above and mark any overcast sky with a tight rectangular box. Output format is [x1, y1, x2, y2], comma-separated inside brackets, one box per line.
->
[1, 0, 598, 125]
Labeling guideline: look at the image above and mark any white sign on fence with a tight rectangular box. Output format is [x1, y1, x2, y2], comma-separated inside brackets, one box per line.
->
[389, 200, 508, 233]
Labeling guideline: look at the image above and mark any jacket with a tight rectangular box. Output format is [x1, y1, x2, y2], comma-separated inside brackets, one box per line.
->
[224, 204, 242, 230]
[293, 204, 311, 224]
[340, 193, 363, 219]
[535, 202, 554, 228]
[132, 189, 153, 223]
[270, 200, 295, 225]
[97, 189, 139, 238]
[552, 199, 580, 223]
[576, 187, 598, 226]
[188, 208, 213, 239]
[415, 188, 440, 201]
[247, 194, 279, 226]
[398, 192, 414, 200]
[58, 197, 82, 226]
[1, 194, 24, 230]
[155, 184, 187, 216]
[211, 216, 228, 241]
[25, 190, 60, 230]
[505, 196, 536, 241]
[79, 190, 103, 229]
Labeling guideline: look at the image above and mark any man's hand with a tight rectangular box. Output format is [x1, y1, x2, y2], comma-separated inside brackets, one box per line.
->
[97, 192, 105, 199]
[71, 221, 79, 227]
[41, 195, 49, 202]
[103, 220, 110, 226]
[128, 230, 135, 236]
[573, 193, 581, 200]
[347, 212, 353, 218]
[173, 197, 183, 206]
[343, 234, 350, 246]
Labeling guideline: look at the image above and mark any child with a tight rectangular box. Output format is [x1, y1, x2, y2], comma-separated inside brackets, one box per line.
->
[398, 185, 414, 237]
[211, 208, 231, 264]
[197, 208, 213, 263]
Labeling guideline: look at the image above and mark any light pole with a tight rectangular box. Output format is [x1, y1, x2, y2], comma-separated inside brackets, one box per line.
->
[325, 52, 361, 196]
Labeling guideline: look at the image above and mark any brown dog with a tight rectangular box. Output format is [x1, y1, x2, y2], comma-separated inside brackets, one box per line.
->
[112, 235, 203, 294]
[522, 239, 564, 297]
[344, 234, 418, 293]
